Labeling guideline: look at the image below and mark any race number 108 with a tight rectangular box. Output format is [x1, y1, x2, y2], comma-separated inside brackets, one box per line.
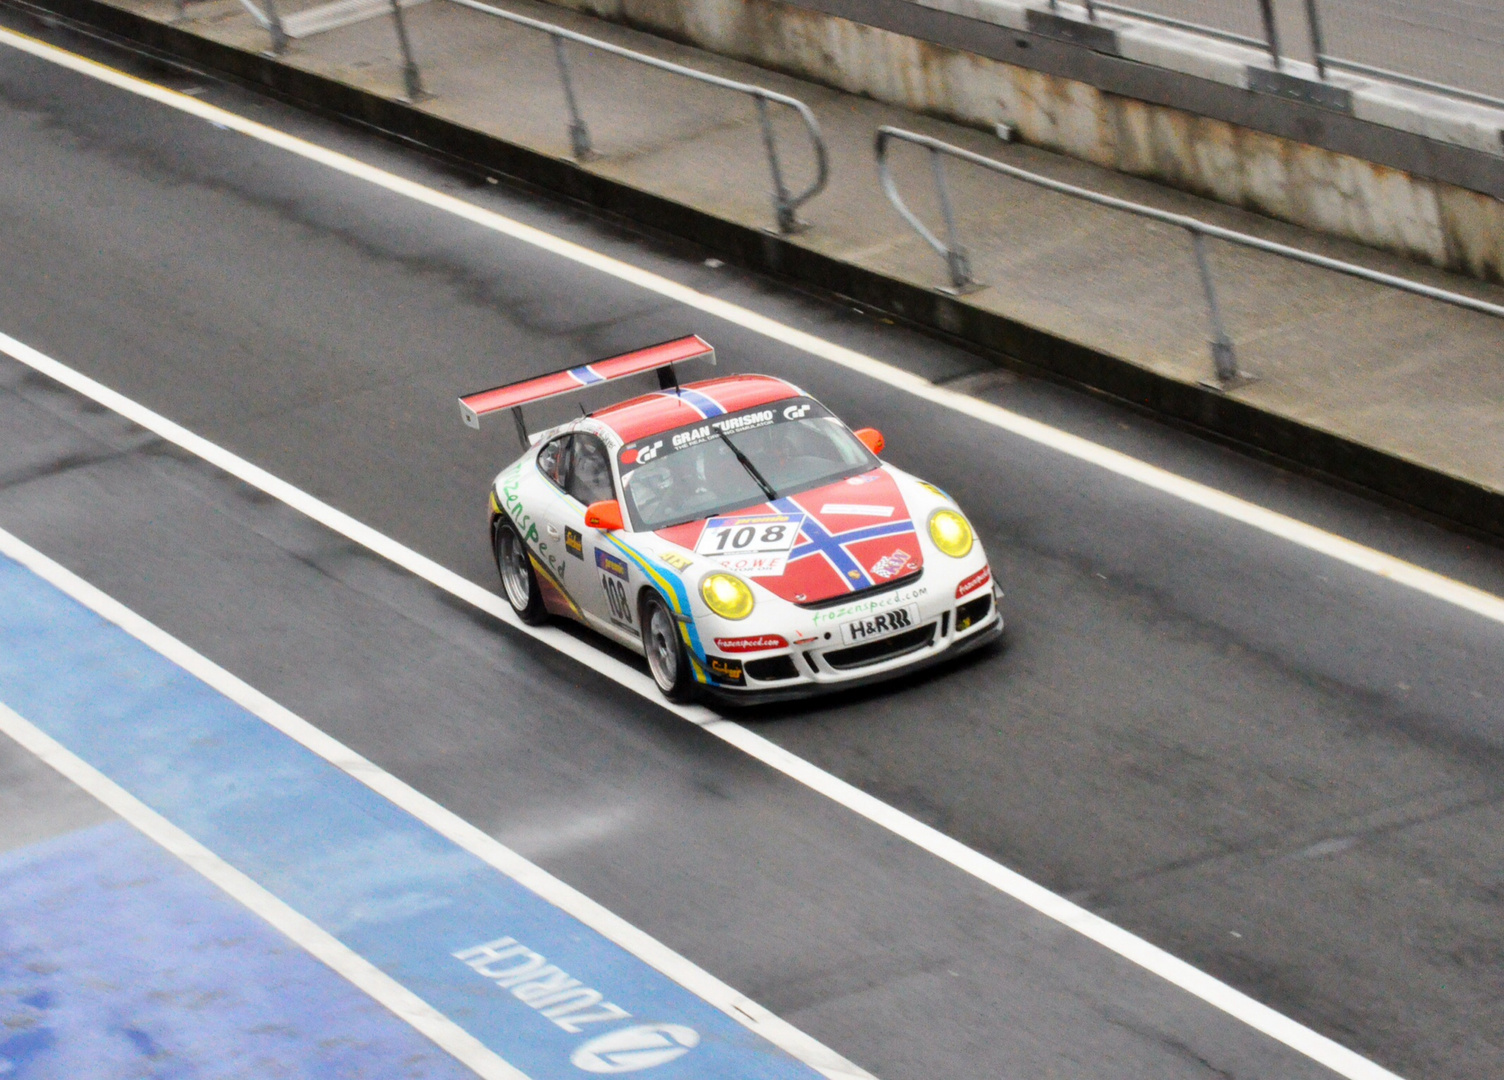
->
[696, 515, 803, 557]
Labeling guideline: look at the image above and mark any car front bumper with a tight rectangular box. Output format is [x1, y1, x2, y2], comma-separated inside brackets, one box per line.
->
[698, 585, 1003, 705]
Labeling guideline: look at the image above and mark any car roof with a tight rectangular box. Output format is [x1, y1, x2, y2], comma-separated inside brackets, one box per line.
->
[590, 374, 804, 444]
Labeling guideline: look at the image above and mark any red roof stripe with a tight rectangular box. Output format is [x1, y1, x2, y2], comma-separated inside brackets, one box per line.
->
[595, 375, 802, 442]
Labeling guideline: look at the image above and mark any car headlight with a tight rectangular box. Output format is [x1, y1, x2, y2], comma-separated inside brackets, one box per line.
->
[928, 509, 974, 558]
[700, 573, 755, 620]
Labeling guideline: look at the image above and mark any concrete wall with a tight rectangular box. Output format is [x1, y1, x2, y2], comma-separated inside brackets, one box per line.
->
[538, 0, 1504, 282]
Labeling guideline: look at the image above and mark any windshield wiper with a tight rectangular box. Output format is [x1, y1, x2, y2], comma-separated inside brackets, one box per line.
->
[716, 430, 778, 502]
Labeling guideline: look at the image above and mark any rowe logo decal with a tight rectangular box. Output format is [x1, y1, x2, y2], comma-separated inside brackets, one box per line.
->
[571, 1025, 701, 1074]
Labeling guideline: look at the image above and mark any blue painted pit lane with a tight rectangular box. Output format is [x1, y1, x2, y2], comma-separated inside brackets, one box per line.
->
[0, 820, 475, 1079]
[0, 551, 825, 1080]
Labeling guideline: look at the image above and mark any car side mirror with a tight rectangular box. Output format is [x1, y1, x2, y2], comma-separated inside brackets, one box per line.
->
[854, 427, 885, 455]
[585, 499, 625, 531]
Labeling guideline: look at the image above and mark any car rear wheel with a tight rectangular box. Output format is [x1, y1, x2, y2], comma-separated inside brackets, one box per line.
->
[641, 592, 697, 703]
[493, 517, 548, 625]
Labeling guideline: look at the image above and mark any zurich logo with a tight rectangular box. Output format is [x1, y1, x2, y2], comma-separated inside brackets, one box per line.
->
[570, 1024, 700, 1073]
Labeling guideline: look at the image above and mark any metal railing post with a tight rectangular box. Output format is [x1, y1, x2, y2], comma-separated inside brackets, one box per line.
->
[1303, 0, 1328, 80]
[389, 0, 423, 100]
[1189, 229, 1240, 384]
[874, 129, 975, 292]
[551, 35, 594, 160]
[874, 126, 1504, 385]
[262, 0, 288, 55]
[448, 0, 828, 230]
[1256, 0, 1282, 69]
[929, 148, 973, 291]
[755, 96, 799, 233]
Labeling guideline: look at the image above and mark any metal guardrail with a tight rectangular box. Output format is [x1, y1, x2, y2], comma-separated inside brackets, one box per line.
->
[449, 0, 829, 234]
[876, 125, 1504, 388]
[214, 0, 827, 230]
[1046, 0, 1504, 110]
[208, 0, 421, 98]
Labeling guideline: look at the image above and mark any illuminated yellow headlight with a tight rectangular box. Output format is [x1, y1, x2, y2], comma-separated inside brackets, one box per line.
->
[928, 509, 974, 558]
[700, 573, 755, 620]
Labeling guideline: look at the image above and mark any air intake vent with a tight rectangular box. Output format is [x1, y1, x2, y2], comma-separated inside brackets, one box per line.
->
[822, 624, 935, 670]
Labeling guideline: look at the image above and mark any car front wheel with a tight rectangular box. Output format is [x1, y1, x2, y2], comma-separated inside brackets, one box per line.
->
[640, 591, 697, 703]
[493, 517, 548, 625]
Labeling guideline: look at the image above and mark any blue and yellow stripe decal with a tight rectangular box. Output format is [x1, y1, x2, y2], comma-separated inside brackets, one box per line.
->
[605, 536, 709, 685]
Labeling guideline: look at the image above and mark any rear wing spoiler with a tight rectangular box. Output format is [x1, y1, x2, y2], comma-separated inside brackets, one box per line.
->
[459, 335, 716, 445]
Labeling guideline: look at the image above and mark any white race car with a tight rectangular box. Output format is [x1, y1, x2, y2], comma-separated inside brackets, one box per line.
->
[460, 336, 1002, 703]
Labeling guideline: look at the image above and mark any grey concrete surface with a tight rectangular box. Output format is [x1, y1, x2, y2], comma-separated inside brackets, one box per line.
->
[1125, 0, 1504, 100]
[0, 733, 112, 856]
[1, 40, 1502, 1080]
[38, 0, 1504, 504]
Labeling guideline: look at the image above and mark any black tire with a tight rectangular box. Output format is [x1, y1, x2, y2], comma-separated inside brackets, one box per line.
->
[640, 591, 698, 703]
[493, 516, 549, 625]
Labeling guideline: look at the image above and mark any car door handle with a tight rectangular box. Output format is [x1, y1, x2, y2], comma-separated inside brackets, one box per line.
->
[546, 525, 561, 537]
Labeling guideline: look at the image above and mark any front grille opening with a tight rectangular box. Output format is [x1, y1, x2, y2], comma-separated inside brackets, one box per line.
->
[745, 654, 800, 682]
[822, 624, 936, 670]
[955, 591, 992, 632]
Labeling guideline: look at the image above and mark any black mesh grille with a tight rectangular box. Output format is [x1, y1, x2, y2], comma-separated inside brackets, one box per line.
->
[822, 624, 936, 670]
[955, 592, 992, 632]
[745, 655, 799, 682]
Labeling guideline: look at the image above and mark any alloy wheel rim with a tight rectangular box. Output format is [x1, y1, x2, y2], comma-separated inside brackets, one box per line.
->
[499, 531, 532, 611]
[646, 604, 678, 690]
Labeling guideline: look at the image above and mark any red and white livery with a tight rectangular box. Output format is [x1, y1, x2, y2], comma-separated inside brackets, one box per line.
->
[464, 337, 1002, 703]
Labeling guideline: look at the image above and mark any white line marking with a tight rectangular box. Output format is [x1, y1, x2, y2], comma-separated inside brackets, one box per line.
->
[1, 26, 1500, 632]
[0, 697, 531, 1080]
[819, 504, 894, 517]
[0, 26, 1467, 1079]
[0, 523, 871, 1080]
[0, 328, 1406, 1080]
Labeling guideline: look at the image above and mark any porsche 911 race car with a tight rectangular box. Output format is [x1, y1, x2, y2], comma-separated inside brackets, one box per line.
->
[459, 335, 1002, 703]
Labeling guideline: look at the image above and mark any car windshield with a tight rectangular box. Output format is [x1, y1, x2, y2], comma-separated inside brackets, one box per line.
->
[617, 398, 878, 531]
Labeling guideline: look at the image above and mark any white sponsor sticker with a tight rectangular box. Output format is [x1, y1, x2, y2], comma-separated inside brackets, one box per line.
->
[839, 603, 922, 645]
[696, 513, 803, 575]
[819, 503, 893, 517]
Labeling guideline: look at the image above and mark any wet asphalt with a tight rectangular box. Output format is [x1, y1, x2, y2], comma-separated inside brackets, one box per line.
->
[1, 20, 1502, 1080]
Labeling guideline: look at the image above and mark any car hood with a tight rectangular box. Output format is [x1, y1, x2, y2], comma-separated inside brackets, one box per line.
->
[654, 468, 923, 605]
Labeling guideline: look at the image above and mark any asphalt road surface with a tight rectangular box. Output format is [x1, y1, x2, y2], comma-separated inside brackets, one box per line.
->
[1, 16, 1502, 1080]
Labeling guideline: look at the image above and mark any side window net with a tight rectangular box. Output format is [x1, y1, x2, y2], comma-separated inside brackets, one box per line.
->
[536, 436, 571, 490]
[566, 434, 615, 506]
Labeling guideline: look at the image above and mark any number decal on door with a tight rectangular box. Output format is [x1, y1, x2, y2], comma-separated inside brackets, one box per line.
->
[602, 574, 633, 627]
